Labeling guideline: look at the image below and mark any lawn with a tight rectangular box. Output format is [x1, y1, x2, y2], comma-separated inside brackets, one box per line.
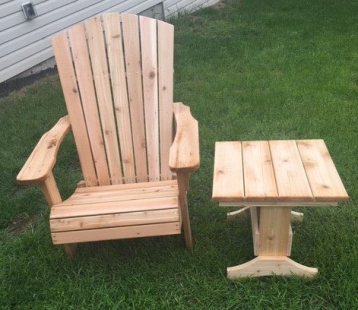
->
[1, 0, 358, 308]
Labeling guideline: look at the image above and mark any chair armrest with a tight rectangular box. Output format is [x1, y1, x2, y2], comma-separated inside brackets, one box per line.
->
[169, 102, 200, 172]
[17, 116, 71, 185]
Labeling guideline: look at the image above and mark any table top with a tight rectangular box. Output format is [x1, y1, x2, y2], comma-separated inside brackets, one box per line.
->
[212, 139, 349, 206]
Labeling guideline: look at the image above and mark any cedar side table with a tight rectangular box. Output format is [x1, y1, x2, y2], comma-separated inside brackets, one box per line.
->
[212, 139, 349, 279]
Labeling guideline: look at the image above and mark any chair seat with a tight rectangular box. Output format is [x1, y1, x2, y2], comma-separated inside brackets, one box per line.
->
[50, 180, 181, 244]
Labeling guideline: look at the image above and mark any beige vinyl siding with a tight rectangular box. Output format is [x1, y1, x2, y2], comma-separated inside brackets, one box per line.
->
[0, 0, 162, 83]
[164, 0, 220, 18]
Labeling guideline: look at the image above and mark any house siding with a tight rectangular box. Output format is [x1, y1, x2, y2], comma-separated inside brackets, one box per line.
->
[0, 0, 162, 83]
[164, 0, 220, 18]
[0, 0, 220, 83]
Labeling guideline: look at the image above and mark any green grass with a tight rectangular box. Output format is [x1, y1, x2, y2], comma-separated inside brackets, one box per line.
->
[1, 0, 358, 308]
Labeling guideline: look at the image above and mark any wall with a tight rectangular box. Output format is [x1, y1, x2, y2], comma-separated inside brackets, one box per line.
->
[0, 0, 220, 84]
[164, 0, 220, 18]
[0, 0, 162, 83]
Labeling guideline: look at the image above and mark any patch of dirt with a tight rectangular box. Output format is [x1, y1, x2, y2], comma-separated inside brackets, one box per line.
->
[0, 69, 58, 98]
[7, 214, 39, 236]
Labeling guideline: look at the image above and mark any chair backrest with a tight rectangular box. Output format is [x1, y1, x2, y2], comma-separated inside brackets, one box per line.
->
[52, 13, 174, 186]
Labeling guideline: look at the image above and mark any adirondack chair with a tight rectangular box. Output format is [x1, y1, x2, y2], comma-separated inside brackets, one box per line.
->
[17, 13, 200, 258]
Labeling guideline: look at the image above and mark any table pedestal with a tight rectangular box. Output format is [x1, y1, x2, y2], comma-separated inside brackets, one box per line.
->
[227, 207, 317, 279]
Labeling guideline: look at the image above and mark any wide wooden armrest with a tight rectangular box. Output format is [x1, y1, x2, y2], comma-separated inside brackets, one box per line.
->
[17, 116, 71, 185]
[169, 102, 200, 172]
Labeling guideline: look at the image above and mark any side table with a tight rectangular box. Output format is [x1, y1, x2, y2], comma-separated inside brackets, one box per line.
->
[212, 139, 349, 279]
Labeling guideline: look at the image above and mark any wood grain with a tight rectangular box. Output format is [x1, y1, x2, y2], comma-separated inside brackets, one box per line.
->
[243, 141, 278, 201]
[297, 139, 349, 202]
[121, 13, 148, 182]
[212, 141, 244, 202]
[140, 16, 160, 182]
[60, 184, 178, 206]
[75, 179, 177, 193]
[51, 209, 179, 232]
[103, 13, 136, 184]
[269, 140, 313, 202]
[227, 256, 318, 279]
[258, 207, 292, 256]
[16, 14, 200, 255]
[169, 103, 200, 172]
[85, 16, 123, 184]
[52, 222, 180, 244]
[51, 196, 178, 219]
[68, 23, 110, 186]
[17, 116, 71, 185]
[52, 32, 97, 186]
[158, 20, 174, 180]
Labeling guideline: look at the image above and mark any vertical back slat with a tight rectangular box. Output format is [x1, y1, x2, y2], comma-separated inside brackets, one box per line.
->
[53, 13, 176, 186]
[158, 20, 174, 180]
[121, 13, 148, 182]
[103, 13, 136, 184]
[52, 32, 98, 186]
[140, 16, 160, 182]
[68, 24, 110, 186]
[85, 16, 123, 185]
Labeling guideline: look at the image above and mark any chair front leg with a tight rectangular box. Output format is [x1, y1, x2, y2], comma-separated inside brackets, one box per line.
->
[176, 172, 192, 249]
[40, 173, 77, 258]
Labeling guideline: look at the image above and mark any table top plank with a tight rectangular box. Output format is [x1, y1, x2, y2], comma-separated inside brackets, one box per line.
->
[243, 141, 278, 201]
[297, 139, 349, 202]
[269, 140, 314, 202]
[212, 142, 244, 202]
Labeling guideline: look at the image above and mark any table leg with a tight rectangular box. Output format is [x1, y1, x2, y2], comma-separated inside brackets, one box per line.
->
[227, 207, 318, 279]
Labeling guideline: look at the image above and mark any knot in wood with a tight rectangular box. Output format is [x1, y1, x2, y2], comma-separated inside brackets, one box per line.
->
[48, 138, 57, 148]
[149, 71, 156, 79]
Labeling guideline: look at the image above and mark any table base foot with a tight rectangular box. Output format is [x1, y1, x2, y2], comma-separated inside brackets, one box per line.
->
[227, 256, 318, 279]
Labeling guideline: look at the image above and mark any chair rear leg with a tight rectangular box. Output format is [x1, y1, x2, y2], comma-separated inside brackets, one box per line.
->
[64, 244, 77, 258]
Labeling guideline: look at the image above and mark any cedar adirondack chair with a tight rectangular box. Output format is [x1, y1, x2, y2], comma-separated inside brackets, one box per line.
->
[17, 13, 200, 258]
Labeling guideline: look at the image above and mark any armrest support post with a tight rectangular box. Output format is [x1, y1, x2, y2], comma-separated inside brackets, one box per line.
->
[40, 172, 62, 208]
[177, 171, 192, 248]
